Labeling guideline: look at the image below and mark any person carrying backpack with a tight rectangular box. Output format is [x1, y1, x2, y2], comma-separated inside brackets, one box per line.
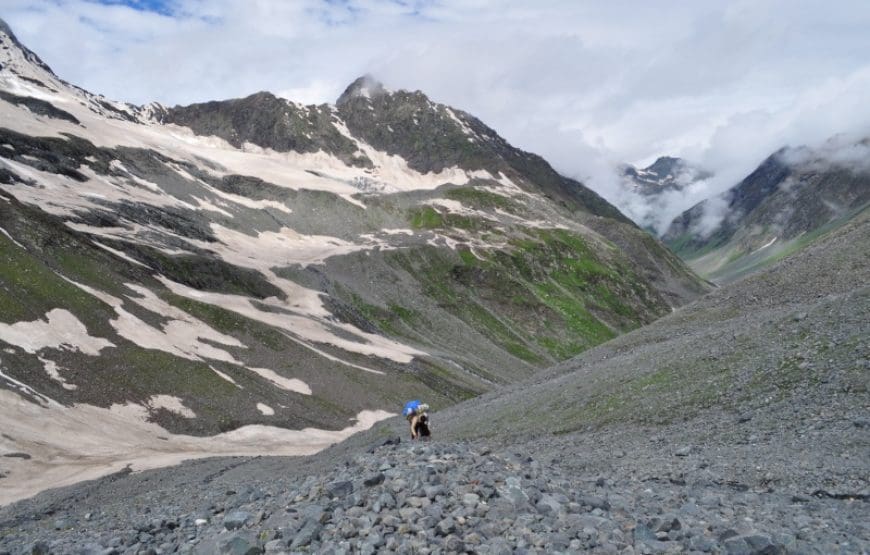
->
[403, 400, 430, 440]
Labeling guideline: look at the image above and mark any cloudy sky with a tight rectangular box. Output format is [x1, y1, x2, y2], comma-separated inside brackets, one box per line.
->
[4, 0, 870, 230]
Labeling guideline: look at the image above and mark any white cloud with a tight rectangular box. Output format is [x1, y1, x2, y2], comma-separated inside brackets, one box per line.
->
[3, 0, 870, 225]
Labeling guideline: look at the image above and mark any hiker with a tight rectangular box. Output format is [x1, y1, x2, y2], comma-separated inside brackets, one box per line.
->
[403, 400, 430, 440]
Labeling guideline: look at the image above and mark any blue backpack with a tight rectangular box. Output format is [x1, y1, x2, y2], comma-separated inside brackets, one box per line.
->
[403, 400, 421, 417]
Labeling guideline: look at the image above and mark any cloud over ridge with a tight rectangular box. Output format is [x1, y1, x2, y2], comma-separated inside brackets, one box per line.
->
[4, 0, 870, 222]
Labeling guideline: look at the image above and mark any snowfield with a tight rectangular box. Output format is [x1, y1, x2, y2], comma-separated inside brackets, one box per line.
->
[0, 387, 392, 506]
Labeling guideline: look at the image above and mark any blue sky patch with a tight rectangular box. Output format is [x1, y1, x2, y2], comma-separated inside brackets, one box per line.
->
[89, 0, 176, 17]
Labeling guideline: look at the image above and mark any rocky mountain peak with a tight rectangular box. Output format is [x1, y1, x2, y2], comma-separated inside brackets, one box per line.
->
[0, 17, 56, 76]
[645, 156, 683, 178]
[336, 74, 388, 106]
[0, 16, 14, 38]
[623, 156, 711, 197]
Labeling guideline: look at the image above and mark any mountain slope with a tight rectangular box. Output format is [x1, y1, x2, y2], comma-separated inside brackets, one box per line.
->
[432, 205, 869, 440]
[1, 158, 866, 555]
[0, 19, 708, 502]
[663, 139, 870, 282]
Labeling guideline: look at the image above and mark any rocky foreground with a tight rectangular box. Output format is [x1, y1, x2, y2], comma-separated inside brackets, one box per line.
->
[1, 430, 867, 554]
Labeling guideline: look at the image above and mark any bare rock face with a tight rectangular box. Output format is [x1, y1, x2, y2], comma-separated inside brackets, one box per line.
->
[160, 91, 374, 168]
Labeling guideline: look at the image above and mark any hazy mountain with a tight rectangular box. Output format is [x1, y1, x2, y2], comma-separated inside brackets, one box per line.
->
[663, 138, 870, 282]
[0, 19, 708, 500]
[615, 156, 713, 235]
[622, 156, 712, 197]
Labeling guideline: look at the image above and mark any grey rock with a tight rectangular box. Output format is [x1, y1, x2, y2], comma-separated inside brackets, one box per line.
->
[535, 494, 562, 515]
[398, 507, 421, 521]
[424, 485, 445, 499]
[290, 519, 322, 549]
[723, 536, 753, 555]
[723, 534, 783, 555]
[689, 535, 717, 552]
[436, 518, 456, 536]
[742, 533, 783, 554]
[498, 477, 529, 506]
[223, 510, 252, 531]
[634, 524, 656, 544]
[337, 520, 357, 539]
[375, 492, 396, 510]
[578, 495, 610, 511]
[853, 418, 870, 429]
[568, 514, 611, 530]
[300, 504, 328, 524]
[362, 473, 385, 487]
[220, 535, 263, 555]
[719, 529, 740, 542]
[444, 535, 466, 552]
[326, 480, 354, 498]
[653, 514, 682, 533]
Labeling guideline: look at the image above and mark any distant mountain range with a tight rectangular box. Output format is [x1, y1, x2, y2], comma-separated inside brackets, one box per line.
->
[662, 137, 870, 282]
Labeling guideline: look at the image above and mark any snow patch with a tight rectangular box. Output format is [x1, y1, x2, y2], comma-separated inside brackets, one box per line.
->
[191, 195, 233, 218]
[755, 236, 778, 252]
[158, 275, 422, 368]
[58, 275, 123, 307]
[0, 387, 393, 506]
[199, 224, 384, 270]
[147, 395, 196, 418]
[256, 403, 275, 416]
[201, 182, 293, 214]
[60, 276, 248, 365]
[277, 330, 385, 375]
[210, 366, 240, 387]
[38, 357, 78, 390]
[0, 359, 60, 407]
[108, 284, 246, 364]
[247, 367, 312, 395]
[0, 309, 114, 355]
[445, 107, 477, 137]
[92, 241, 150, 268]
[0, 226, 25, 249]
